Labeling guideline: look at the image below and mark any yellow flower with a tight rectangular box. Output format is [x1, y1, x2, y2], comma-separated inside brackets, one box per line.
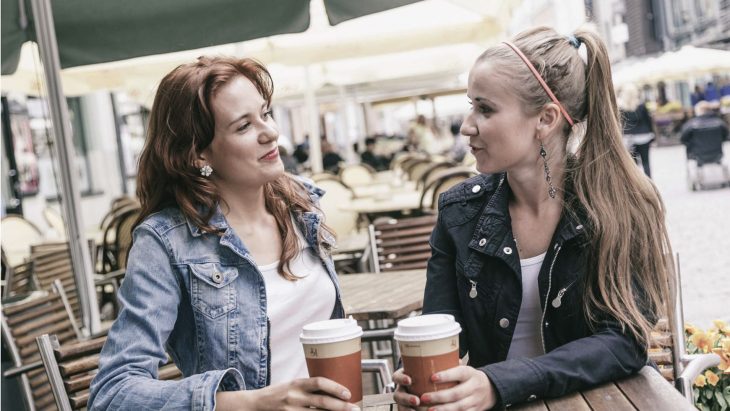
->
[685, 323, 698, 335]
[690, 331, 712, 353]
[713, 320, 727, 331]
[694, 374, 706, 387]
[705, 370, 719, 386]
[712, 338, 730, 371]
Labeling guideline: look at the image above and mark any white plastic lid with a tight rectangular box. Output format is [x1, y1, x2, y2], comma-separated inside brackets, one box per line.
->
[394, 314, 462, 342]
[300, 318, 363, 344]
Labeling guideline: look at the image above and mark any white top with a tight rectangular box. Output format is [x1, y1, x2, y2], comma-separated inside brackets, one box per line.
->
[506, 252, 547, 360]
[259, 224, 336, 384]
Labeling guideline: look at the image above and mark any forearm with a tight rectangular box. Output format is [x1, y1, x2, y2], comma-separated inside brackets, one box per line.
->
[482, 326, 645, 406]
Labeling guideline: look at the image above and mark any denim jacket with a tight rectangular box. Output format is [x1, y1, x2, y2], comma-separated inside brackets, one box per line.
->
[89, 179, 344, 411]
[423, 173, 648, 407]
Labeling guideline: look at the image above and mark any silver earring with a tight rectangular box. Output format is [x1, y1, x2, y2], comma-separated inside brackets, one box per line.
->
[540, 141, 556, 199]
[200, 164, 213, 177]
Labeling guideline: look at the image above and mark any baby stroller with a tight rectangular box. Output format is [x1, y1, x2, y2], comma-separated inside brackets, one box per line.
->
[681, 115, 730, 190]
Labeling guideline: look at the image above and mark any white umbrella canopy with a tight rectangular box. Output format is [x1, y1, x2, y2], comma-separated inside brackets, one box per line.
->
[2, 0, 517, 102]
[612, 46, 730, 87]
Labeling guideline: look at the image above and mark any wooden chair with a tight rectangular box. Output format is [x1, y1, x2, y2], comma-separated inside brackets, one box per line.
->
[646, 255, 721, 402]
[113, 207, 141, 271]
[2, 258, 36, 298]
[34, 334, 391, 411]
[418, 167, 476, 211]
[35, 334, 183, 411]
[1, 280, 80, 410]
[368, 214, 438, 273]
[100, 204, 141, 273]
[417, 161, 455, 190]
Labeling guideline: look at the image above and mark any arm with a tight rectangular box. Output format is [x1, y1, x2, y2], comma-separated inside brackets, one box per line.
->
[481, 319, 646, 405]
[88, 226, 245, 411]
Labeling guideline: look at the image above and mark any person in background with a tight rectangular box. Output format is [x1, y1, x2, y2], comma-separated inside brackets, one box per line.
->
[619, 85, 655, 178]
[360, 137, 390, 171]
[681, 100, 729, 163]
[690, 85, 705, 107]
[449, 120, 468, 162]
[279, 145, 299, 174]
[704, 81, 719, 102]
[393, 26, 674, 410]
[293, 134, 310, 166]
[89, 56, 356, 411]
[321, 139, 344, 174]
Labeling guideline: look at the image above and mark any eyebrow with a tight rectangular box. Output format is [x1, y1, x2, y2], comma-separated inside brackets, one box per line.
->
[471, 96, 497, 106]
[227, 103, 269, 127]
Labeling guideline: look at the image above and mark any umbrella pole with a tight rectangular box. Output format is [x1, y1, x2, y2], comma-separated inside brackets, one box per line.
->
[30, 0, 100, 334]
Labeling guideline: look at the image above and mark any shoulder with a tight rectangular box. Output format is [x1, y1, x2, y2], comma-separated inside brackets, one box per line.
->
[437, 173, 501, 209]
[136, 207, 187, 237]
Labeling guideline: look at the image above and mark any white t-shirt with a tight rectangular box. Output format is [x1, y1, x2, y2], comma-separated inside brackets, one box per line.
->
[258, 225, 336, 384]
[506, 252, 547, 360]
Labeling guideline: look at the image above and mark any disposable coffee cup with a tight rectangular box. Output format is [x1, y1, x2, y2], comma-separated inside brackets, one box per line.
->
[394, 314, 462, 402]
[300, 318, 364, 406]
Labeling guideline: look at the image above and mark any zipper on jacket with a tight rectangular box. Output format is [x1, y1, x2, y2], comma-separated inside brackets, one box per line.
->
[540, 244, 562, 354]
[469, 280, 478, 298]
[551, 279, 577, 308]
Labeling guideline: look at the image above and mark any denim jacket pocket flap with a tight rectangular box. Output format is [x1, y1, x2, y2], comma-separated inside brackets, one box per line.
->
[189, 263, 239, 289]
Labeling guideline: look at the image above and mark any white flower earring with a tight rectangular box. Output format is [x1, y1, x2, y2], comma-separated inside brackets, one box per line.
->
[200, 164, 213, 177]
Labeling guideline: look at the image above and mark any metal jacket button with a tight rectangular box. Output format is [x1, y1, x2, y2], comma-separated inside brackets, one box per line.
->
[499, 318, 510, 328]
[503, 246, 512, 255]
[212, 272, 223, 284]
[527, 395, 537, 401]
[478, 238, 487, 247]
[472, 185, 481, 193]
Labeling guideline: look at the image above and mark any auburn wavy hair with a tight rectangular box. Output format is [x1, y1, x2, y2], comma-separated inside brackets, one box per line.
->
[476, 26, 674, 348]
[135, 56, 334, 280]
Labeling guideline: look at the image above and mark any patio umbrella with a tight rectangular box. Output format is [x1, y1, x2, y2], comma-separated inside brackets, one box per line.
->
[0, 0, 422, 334]
[1, 0, 422, 75]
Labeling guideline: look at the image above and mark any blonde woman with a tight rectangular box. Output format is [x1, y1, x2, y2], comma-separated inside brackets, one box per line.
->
[394, 26, 673, 410]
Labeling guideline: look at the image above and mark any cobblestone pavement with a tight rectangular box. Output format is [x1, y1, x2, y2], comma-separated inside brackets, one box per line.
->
[649, 143, 730, 328]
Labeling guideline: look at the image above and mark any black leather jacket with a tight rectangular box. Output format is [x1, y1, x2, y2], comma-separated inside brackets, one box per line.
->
[423, 173, 648, 407]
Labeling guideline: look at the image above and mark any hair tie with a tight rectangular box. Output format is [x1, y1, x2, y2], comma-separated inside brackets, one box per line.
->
[567, 35, 582, 49]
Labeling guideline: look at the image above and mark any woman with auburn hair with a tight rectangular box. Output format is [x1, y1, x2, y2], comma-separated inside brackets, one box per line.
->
[393, 26, 674, 410]
[89, 57, 357, 411]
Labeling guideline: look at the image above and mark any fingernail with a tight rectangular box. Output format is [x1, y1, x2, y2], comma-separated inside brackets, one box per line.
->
[428, 408, 438, 411]
[342, 390, 351, 400]
[409, 397, 419, 406]
[404, 377, 411, 385]
[421, 394, 431, 404]
[350, 407, 360, 411]
[431, 373, 440, 382]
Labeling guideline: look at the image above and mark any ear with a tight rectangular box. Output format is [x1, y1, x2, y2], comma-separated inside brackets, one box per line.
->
[536, 103, 562, 137]
[193, 149, 209, 170]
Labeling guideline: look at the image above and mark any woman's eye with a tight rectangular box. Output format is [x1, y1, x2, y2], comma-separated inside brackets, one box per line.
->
[237, 123, 251, 132]
[263, 110, 273, 119]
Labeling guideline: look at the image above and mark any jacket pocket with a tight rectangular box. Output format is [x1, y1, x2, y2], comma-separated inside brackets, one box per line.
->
[188, 263, 239, 319]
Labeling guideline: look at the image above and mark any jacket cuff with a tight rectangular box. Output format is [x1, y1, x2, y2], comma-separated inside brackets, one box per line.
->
[482, 359, 545, 407]
[193, 368, 246, 411]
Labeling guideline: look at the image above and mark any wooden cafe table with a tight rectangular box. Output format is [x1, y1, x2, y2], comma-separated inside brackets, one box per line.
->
[338, 269, 427, 322]
[338, 191, 423, 218]
[363, 366, 695, 411]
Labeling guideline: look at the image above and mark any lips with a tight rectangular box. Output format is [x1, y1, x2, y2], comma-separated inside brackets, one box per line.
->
[259, 147, 279, 161]
[469, 145, 484, 153]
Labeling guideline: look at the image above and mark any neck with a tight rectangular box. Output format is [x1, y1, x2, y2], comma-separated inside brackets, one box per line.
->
[507, 144, 566, 215]
[217, 182, 269, 224]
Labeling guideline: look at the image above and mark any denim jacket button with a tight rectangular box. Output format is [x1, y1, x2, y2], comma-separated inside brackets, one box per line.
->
[471, 185, 481, 193]
[499, 318, 510, 328]
[527, 394, 537, 401]
[212, 272, 223, 284]
[478, 238, 487, 247]
[503, 246, 513, 255]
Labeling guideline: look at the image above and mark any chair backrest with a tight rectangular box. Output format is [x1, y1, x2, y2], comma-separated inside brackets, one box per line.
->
[3, 258, 36, 298]
[1, 281, 79, 411]
[310, 172, 340, 183]
[30, 244, 83, 325]
[100, 204, 141, 273]
[419, 168, 477, 211]
[369, 214, 438, 273]
[1, 215, 44, 266]
[36, 334, 183, 411]
[431, 170, 476, 207]
[340, 164, 375, 187]
[417, 161, 455, 190]
[113, 207, 142, 271]
[43, 208, 67, 240]
[315, 179, 360, 237]
[405, 159, 433, 182]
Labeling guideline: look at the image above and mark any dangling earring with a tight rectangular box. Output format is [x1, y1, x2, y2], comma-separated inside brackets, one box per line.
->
[540, 141, 556, 199]
[200, 164, 213, 177]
